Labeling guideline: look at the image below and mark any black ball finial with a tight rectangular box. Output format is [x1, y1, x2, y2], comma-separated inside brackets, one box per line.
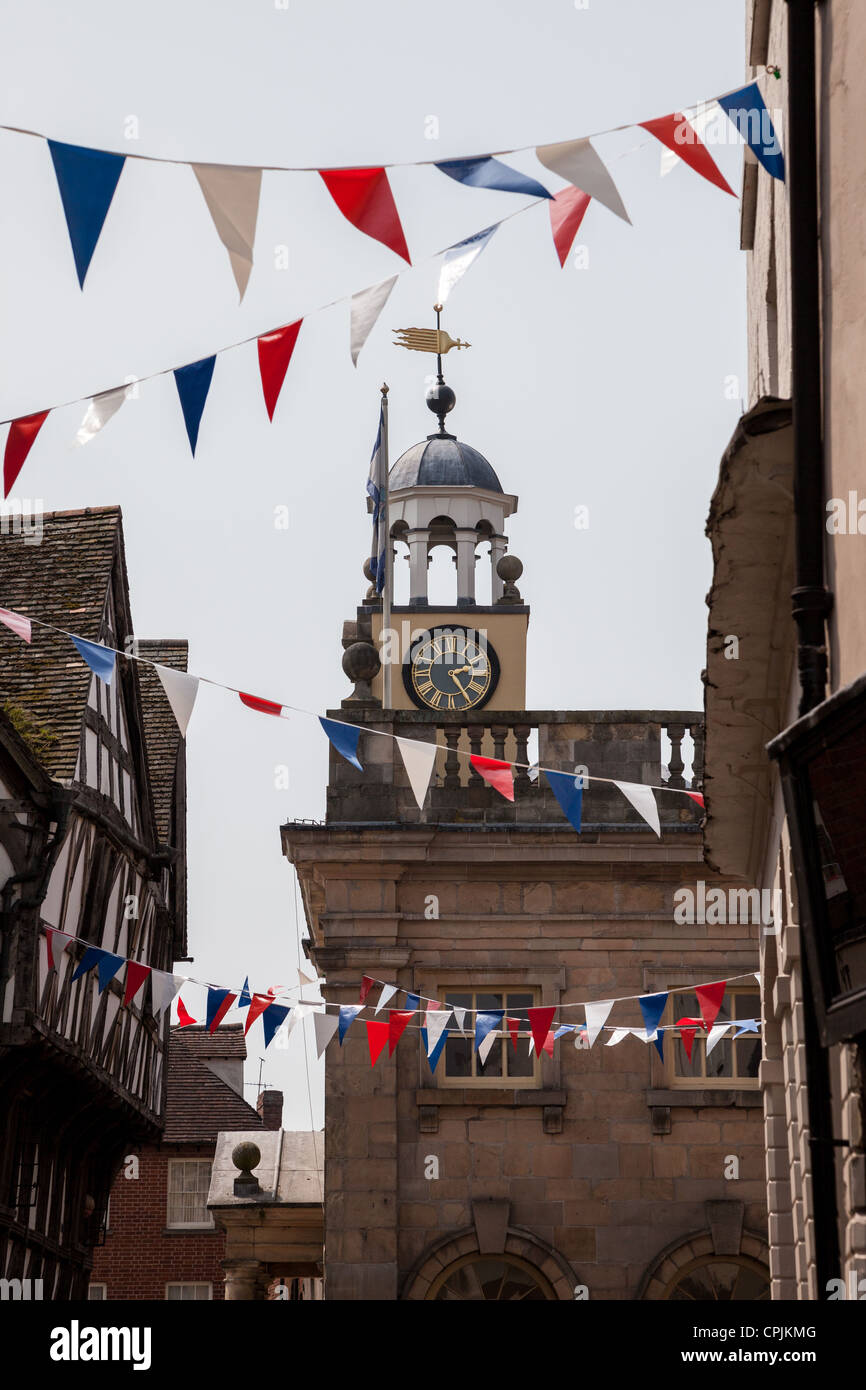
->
[426, 381, 456, 438]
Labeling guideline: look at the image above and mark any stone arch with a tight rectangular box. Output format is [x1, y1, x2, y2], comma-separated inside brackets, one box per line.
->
[402, 1221, 576, 1301]
[638, 1216, 770, 1300]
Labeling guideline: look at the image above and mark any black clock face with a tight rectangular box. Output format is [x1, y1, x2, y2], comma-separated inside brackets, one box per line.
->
[403, 627, 500, 711]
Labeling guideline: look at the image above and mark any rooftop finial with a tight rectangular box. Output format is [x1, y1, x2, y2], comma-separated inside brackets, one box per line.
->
[393, 306, 470, 438]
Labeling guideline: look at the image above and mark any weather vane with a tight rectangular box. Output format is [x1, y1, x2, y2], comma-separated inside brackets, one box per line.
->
[393, 306, 470, 437]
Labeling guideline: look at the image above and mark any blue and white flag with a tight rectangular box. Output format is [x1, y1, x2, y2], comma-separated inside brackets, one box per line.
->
[367, 401, 388, 595]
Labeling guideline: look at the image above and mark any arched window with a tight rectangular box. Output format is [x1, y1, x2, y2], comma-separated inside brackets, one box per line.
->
[427, 1254, 555, 1301]
[664, 1255, 770, 1301]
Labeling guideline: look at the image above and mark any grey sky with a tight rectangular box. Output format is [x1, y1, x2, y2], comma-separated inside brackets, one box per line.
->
[0, 0, 746, 1126]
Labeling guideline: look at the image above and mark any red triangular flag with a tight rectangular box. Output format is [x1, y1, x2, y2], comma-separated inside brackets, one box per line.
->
[123, 961, 151, 1007]
[507, 1017, 520, 1049]
[46, 929, 74, 971]
[528, 1006, 556, 1056]
[209, 992, 237, 1033]
[695, 981, 727, 1032]
[176, 993, 198, 1027]
[239, 691, 283, 717]
[686, 792, 705, 807]
[388, 1009, 415, 1056]
[549, 186, 591, 267]
[542, 1030, 555, 1058]
[470, 755, 514, 801]
[4, 410, 49, 497]
[366, 1018, 390, 1066]
[676, 1017, 704, 1062]
[245, 990, 277, 1035]
[257, 320, 302, 422]
[640, 113, 735, 197]
[359, 975, 375, 1004]
[319, 168, 411, 263]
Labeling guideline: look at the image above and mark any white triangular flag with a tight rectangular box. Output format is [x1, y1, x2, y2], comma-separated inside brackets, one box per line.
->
[285, 1001, 313, 1038]
[375, 983, 397, 1015]
[535, 136, 631, 223]
[313, 1011, 340, 1057]
[436, 224, 497, 304]
[584, 1000, 614, 1048]
[155, 664, 200, 738]
[350, 275, 399, 366]
[478, 1028, 500, 1065]
[451, 1005, 467, 1032]
[614, 780, 661, 836]
[424, 1009, 451, 1057]
[73, 386, 130, 448]
[192, 164, 262, 301]
[396, 737, 438, 809]
[705, 1022, 731, 1057]
[298, 967, 317, 989]
[151, 970, 184, 1018]
[605, 1027, 632, 1046]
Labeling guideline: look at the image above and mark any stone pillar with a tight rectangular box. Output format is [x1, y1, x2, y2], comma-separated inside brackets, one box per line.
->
[407, 531, 429, 605]
[455, 530, 477, 605]
[224, 1259, 265, 1300]
[490, 535, 507, 601]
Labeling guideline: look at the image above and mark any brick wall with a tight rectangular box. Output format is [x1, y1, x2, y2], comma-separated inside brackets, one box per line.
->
[91, 1143, 225, 1300]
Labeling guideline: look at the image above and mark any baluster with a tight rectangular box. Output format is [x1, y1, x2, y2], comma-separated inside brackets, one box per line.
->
[491, 725, 508, 763]
[468, 726, 484, 781]
[690, 722, 705, 790]
[666, 722, 686, 788]
[443, 725, 461, 789]
[513, 724, 532, 789]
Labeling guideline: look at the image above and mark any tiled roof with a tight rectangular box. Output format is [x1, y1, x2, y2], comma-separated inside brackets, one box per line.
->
[163, 1027, 265, 1145]
[136, 640, 188, 844]
[0, 507, 122, 779]
[177, 1025, 248, 1060]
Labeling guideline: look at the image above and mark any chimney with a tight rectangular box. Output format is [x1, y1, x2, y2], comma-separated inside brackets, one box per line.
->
[257, 1089, 283, 1130]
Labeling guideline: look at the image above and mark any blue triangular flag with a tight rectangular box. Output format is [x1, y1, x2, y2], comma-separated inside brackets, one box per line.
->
[96, 951, 125, 993]
[638, 992, 668, 1040]
[553, 1025, 574, 1040]
[717, 84, 785, 181]
[426, 1018, 451, 1073]
[731, 1019, 759, 1038]
[205, 987, 232, 1031]
[652, 1030, 665, 1061]
[262, 1002, 291, 1049]
[238, 976, 252, 1008]
[339, 1004, 365, 1043]
[475, 1010, 504, 1051]
[544, 769, 583, 833]
[71, 635, 115, 684]
[404, 993, 420, 1014]
[173, 355, 216, 455]
[319, 716, 363, 770]
[71, 946, 107, 983]
[47, 140, 126, 288]
[436, 156, 552, 200]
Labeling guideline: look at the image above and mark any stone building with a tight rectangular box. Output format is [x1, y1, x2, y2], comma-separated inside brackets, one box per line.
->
[283, 380, 769, 1301]
[702, 1, 866, 1298]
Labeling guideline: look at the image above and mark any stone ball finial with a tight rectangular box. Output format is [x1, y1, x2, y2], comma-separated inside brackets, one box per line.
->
[496, 554, 523, 582]
[232, 1141, 261, 1175]
[363, 558, 375, 583]
[342, 642, 381, 683]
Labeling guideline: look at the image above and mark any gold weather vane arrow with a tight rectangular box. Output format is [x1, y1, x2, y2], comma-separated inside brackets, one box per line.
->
[393, 306, 471, 355]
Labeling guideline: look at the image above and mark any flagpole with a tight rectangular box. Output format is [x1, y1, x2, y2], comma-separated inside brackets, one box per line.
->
[380, 383, 392, 709]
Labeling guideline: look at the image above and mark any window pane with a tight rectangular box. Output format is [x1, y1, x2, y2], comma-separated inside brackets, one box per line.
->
[445, 1034, 472, 1077]
[673, 1034, 703, 1078]
[476, 993, 502, 1012]
[445, 993, 472, 1013]
[477, 1037, 502, 1076]
[507, 1036, 535, 1078]
[506, 993, 534, 1019]
[706, 1038, 733, 1078]
[735, 1036, 761, 1077]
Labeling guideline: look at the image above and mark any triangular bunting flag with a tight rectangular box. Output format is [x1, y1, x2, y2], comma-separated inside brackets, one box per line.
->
[73, 386, 130, 448]
[528, 1006, 556, 1056]
[528, 1030, 556, 1059]
[70, 946, 107, 984]
[339, 1004, 365, 1043]
[320, 167, 411, 263]
[237, 976, 252, 1009]
[475, 1010, 504, 1052]
[705, 1022, 730, 1057]
[257, 320, 302, 421]
[262, 1002, 291, 1049]
[350, 275, 399, 366]
[173, 356, 216, 456]
[0, 607, 32, 644]
[245, 990, 277, 1035]
[396, 737, 438, 809]
[435, 156, 551, 200]
[71, 635, 115, 685]
[614, 780, 660, 836]
[451, 1005, 467, 1033]
[478, 1028, 500, 1066]
[695, 981, 727, 1033]
[206, 988, 236, 1033]
[638, 992, 668, 1039]
[359, 975, 375, 1004]
[320, 716, 363, 770]
[375, 984, 397, 1015]
[605, 1027, 632, 1046]
[731, 1020, 760, 1039]
[651, 1030, 665, 1061]
[150, 970, 184, 1018]
[424, 1010, 451, 1062]
[123, 961, 151, 1008]
[176, 992, 198, 1027]
[298, 968, 317, 989]
[544, 769, 583, 832]
[192, 163, 262, 301]
[366, 1019, 390, 1066]
[470, 755, 514, 801]
[506, 1016, 520, 1049]
[535, 136, 631, 223]
[584, 1000, 614, 1048]
[686, 792, 705, 807]
[717, 84, 785, 181]
[404, 993, 420, 1013]
[155, 664, 199, 738]
[47, 140, 126, 287]
[388, 1009, 414, 1056]
[45, 929, 74, 970]
[4, 411, 49, 497]
[313, 1011, 340, 1057]
[436, 224, 497, 304]
[676, 1016, 704, 1062]
[239, 691, 282, 717]
[548, 187, 591, 267]
[640, 113, 735, 196]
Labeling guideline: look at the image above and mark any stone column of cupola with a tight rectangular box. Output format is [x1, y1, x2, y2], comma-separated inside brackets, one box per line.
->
[490, 535, 507, 601]
[454, 529, 478, 605]
[407, 529, 429, 605]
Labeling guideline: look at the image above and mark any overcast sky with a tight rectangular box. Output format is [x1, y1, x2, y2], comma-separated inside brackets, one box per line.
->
[0, 0, 747, 1127]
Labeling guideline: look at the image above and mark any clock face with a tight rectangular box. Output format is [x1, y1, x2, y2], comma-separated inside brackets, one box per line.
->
[404, 627, 500, 712]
